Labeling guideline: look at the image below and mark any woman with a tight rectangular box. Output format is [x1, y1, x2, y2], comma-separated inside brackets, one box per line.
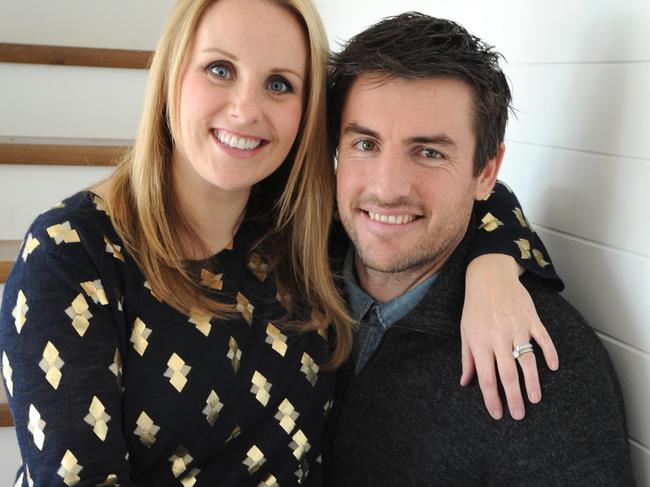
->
[0, 0, 559, 485]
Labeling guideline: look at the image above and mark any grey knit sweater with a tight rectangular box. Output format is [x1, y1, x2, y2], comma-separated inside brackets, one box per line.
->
[325, 227, 635, 486]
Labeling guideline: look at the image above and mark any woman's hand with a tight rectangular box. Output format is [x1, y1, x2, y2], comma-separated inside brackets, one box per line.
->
[460, 254, 559, 420]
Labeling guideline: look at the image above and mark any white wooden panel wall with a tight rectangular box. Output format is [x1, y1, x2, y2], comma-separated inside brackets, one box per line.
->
[316, 0, 650, 483]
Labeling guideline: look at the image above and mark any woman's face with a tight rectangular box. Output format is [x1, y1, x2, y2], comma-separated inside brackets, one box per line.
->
[174, 0, 308, 195]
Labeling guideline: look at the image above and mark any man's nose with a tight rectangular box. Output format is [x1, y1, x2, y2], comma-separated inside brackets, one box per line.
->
[371, 152, 413, 200]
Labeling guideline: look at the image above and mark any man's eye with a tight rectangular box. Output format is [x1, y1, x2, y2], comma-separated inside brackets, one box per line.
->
[354, 140, 376, 151]
[268, 77, 292, 94]
[419, 148, 443, 159]
[207, 63, 232, 79]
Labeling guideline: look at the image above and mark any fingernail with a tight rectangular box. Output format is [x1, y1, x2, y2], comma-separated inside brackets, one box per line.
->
[530, 391, 541, 403]
[491, 408, 503, 420]
[550, 360, 559, 371]
[513, 408, 525, 420]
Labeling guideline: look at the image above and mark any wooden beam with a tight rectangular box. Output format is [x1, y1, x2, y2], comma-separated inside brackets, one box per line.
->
[0, 403, 12, 428]
[0, 240, 21, 284]
[0, 137, 129, 166]
[0, 43, 153, 70]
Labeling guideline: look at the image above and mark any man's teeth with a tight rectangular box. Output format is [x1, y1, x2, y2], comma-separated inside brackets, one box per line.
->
[367, 211, 416, 225]
[215, 130, 263, 150]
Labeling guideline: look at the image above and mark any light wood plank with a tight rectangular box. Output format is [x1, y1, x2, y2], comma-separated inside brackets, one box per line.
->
[599, 335, 650, 450]
[0, 63, 146, 139]
[0, 403, 12, 428]
[499, 143, 650, 258]
[0, 43, 153, 69]
[535, 228, 650, 354]
[0, 241, 20, 284]
[0, 141, 127, 166]
[505, 63, 650, 160]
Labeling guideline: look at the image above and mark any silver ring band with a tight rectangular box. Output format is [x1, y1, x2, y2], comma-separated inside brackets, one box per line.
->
[512, 342, 534, 359]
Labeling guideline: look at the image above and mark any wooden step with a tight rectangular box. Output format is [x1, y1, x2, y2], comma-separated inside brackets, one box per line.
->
[0, 136, 130, 166]
[0, 240, 21, 284]
[0, 403, 13, 428]
[0, 42, 153, 70]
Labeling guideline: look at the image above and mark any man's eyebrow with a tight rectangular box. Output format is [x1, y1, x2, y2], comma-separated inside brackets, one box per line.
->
[201, 47, 303, 81]
[342, 123, 380, 139]
[407, 135, 457, 147]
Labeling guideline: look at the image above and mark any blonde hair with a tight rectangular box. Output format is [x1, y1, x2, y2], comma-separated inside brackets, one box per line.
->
[107, 0, 354, 368]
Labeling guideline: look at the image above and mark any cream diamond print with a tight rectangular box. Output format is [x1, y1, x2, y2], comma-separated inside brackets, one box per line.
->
[109, 348, 123, 389]
[515, 238, 531, 259]
[12, 290, 28, 334]
[144, 280, 162, 301]
[247, 252, 269, 282]
[251, 371, 272, 406]
[189, 310, 212, 337]
[276, 288, 293, 313]
[130, 318, 152, 356]
[513, 207, 530, 228]
[47, 222, 80, 245]
[203, 390, 223, 427]
[169, 447, 194, 478]
[226, 425, 241, 443]
[478, 212, 504, 232]
[164, 353, 191, 392]
[93, 195, 108, 214]
[81, 280, 109, 305]
[227, 337, 242, 373]
[236, 292, 254, 325]
[295, 457, 310, 485]
[134, 411, 160, 447]
[275, 398, 299, 434]
[290, 429, 311, 460]
[104, 236, 125, 262]
[533, 249, 550, 268]
[65, 294, 93, 337]
[97, 474, 119, 486]
[58, 450, 83, 486]
[21, 233, 40, 261]
[38, 341, 64, 390]
[265, 323, 288, 357]
[84, 396, 111, 441]
[259, 474, 279, 487]
[300, 353, 319, 387]
[28, 404, 46, 450]
[200, 269, 223, 290]
[243, 445, 266, 475]
[2, 351, 14, 396]
[180, 468, 201, 487]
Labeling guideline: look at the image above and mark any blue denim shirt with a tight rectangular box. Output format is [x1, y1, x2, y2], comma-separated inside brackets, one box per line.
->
[343, 246, 437, 374]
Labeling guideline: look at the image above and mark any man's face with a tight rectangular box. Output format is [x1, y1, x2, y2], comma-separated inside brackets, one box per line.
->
[336, 74, 499, 280]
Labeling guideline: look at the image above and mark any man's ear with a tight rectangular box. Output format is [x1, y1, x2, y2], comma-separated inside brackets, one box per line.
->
[475, 143, 505, 200]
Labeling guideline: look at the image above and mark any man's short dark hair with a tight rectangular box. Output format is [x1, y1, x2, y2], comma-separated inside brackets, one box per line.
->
[328, 12, 513, 175]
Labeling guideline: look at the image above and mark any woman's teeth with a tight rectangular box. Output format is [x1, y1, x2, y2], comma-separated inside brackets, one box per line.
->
[215, 130, 263, 150]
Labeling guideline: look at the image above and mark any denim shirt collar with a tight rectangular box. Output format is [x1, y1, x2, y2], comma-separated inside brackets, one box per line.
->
[343, 245, 437, 329]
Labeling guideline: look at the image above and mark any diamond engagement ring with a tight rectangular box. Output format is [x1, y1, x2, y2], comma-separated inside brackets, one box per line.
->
[512, 342, 534, 359]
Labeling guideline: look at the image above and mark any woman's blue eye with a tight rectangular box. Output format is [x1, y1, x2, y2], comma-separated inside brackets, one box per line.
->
[208, 63, 231, 79]
[268, 78, 291, 93]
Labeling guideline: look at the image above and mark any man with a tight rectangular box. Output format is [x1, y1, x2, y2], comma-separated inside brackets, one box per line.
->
[324, 13, 634, 486]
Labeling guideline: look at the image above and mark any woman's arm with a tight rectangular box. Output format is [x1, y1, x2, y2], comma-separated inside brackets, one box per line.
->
[0, 218, 135, 485]
[462, 180, 563, 420]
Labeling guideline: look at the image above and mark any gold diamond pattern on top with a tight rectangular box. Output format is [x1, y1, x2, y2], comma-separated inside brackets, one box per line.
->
[479, 212, 504, 232]
[81, 279, 109, 305]
[12, 290, 28, 334]
[200, 269, 223, 290]
[130, 318, 151, 356]
[226, 425, 241, 443]
[203, 390, 223, 427]
[295, 457, 310, 485]
[97, 474, 119, 486]
[164, 353, 191, 393]
[265, 323, 288, 357]
[247, 252, 269, 282]
[227, 337, 242, 373]
[236, 292, 254, 325]
[513, 207, 530, 228]
[93, 195, 108, 214]
[38, 341, 64, 390]
[84, 396, 111, 441]
[104, 236, 125, 262]
[243, 445, 266, 475]
[259, 473, 279, 487]
[180, 468, 201, 487]
[275, 398, 299, 434]
[300, 353, 319, 387]
[533, 249, 550, 268]
[143, 281, 163, 301]
[109, 348, 122, 389]
[21, 233, 40, 261]
[169, 447, 194, 478]
[2, 352, 14, 396]
[189, 309, 212, 337]
[251, 371, 272, 406]
[134, 411, 160, 447]
[290, 429, 311, 460]
[514, 238, 531, 260]
[27, 404, 46, 450]
[47, 222, 80, 245]
[65, 294, 93, 337]
[57, 450, 83, 486]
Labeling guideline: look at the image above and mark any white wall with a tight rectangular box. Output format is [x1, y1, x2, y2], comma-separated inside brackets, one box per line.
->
[1, 0, 648, 484]
[316, 0, 650, 483]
